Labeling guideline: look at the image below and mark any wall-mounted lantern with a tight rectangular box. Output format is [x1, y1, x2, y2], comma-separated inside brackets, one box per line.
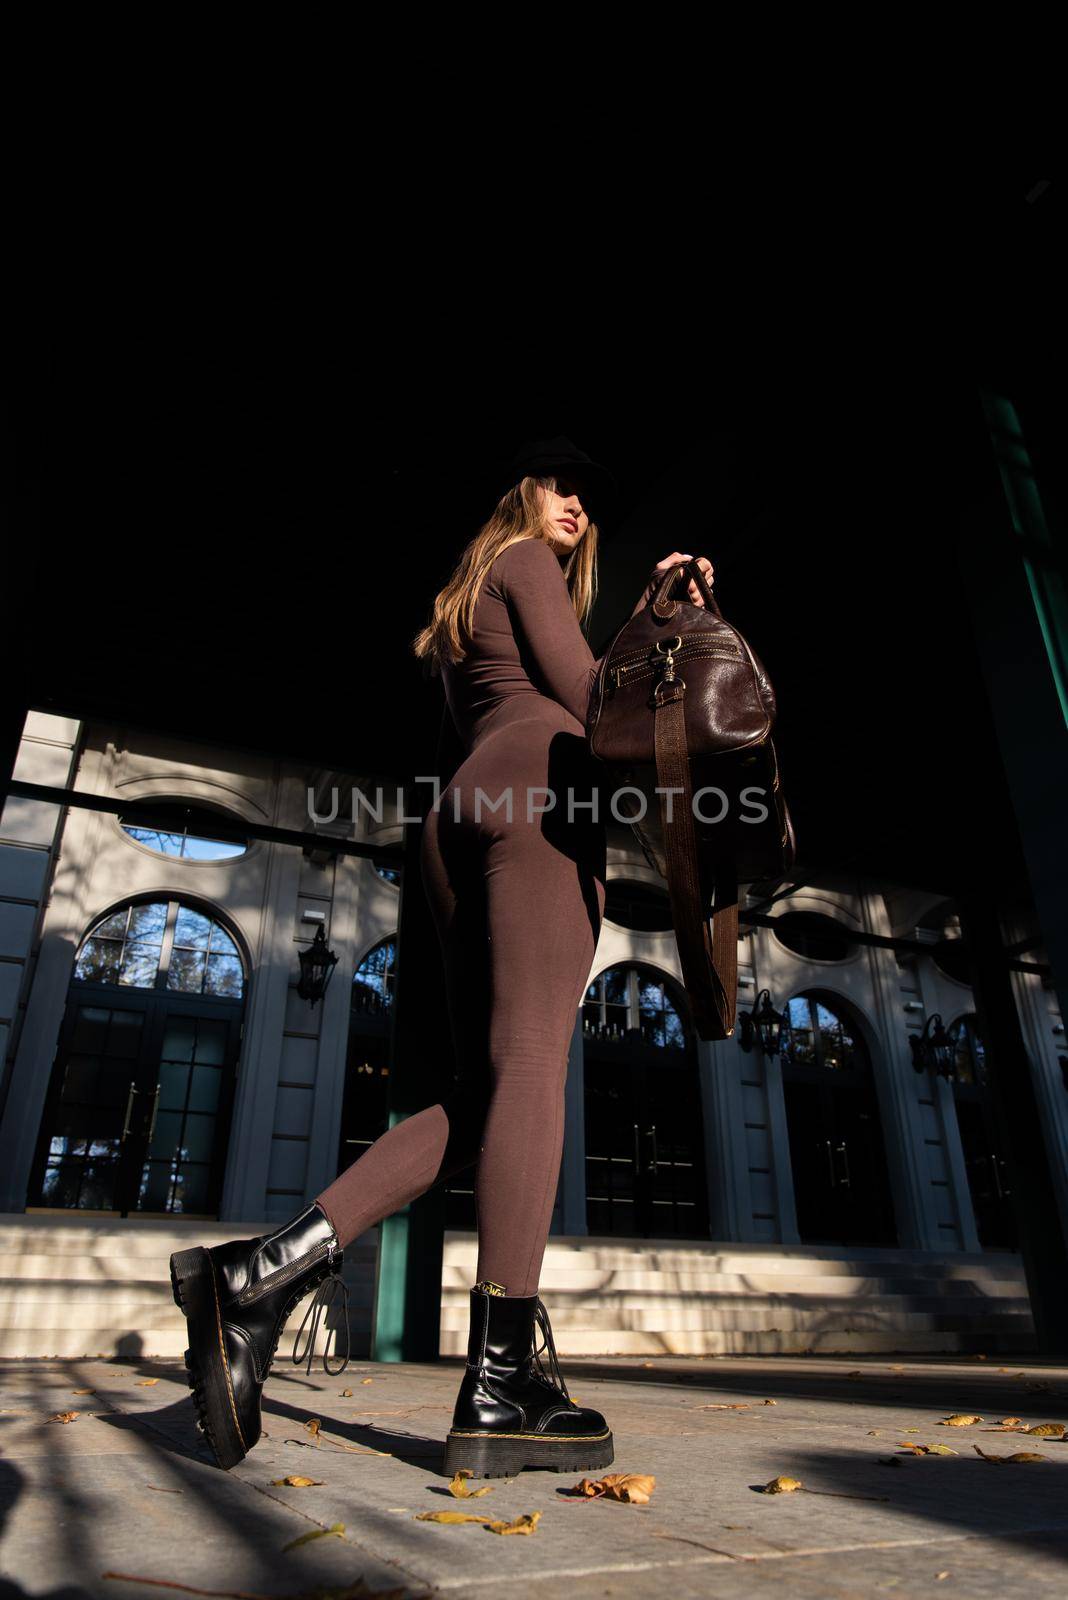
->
[297, 923, 339, 1007]
[738, 988, 785, 1059]
[909, 1012, 956, 1078]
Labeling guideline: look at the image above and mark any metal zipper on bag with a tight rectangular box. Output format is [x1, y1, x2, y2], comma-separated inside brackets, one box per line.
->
[609, 631, 742, 674]
[609, 645, 744, 690]
[237, 1240, 331, 1305]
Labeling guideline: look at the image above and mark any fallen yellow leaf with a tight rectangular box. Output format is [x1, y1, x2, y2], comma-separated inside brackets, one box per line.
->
[281, 1522, 345, 1551]
[973, 1445, 1048, 1464]
[448, 1469, 495, 1499]
[339, 1389, 353, 1397]
[304, 1418, 322, 1443]
[47, 1412, 80, 1424]
[1027, 1423, 1066, 1438]
[269, 1475, 323, 1487]
[763, 1399, 778, 1406]
[485, 1512, 540, 1535]
[135, 1379, 160, 1387]
[416, 1511, 493, 1525]
[71, 1389, 95, 1396]
[762, 1476, 803, 1494]
[938, 1414, 984, 1427]
[574, 1473, 655, 1504]
[362, 1378, 374, 1384]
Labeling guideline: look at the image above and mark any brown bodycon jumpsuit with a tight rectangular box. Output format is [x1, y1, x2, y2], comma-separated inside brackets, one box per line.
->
[315, 537, 652, 1295]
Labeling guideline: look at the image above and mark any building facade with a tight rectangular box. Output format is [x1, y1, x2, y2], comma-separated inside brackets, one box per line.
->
[2, 712, 1067, 1307]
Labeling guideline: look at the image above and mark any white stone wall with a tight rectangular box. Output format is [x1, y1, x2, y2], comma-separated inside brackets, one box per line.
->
[2, 720, 1064, 1259]
[0, 713, 84, 1144]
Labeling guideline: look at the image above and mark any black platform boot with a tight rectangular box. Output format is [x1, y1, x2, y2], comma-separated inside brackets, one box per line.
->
[169, 1203, 349, 1470]
[443, 1281, 614, 1478]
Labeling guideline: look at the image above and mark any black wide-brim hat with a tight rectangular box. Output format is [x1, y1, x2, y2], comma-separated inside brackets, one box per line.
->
[488, 434, 620, 533]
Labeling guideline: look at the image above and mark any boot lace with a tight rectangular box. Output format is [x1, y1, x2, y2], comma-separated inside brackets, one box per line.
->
[291, 1268, 351, 1378]
[530, 1296, 572, 1404]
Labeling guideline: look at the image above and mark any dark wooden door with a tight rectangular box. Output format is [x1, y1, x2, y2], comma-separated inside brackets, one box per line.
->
[584, 1050, 709, 1238]
[953, 1087, 1017, 1248]
[781, 995, 897, 1246]
[29, 990, 241, 1217]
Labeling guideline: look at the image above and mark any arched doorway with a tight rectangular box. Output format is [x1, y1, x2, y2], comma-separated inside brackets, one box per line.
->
[948, 1013, 1017, 1250]
[780, 991, 897, 1245]
[28, 898, 246, 1216]
[582, 964, 709, 1238]
[335, 934, 395, 1177]
[334, 932, 476, 1230]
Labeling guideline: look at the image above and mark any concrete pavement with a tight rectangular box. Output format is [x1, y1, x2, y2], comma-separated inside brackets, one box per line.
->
[1, 1350, 1067, 1598]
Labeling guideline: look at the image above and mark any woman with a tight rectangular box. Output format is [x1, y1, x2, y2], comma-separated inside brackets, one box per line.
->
[170, 436, 714, 1480]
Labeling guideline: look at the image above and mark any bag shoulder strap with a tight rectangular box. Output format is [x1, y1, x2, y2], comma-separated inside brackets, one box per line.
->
[653, 674, 738, 1040]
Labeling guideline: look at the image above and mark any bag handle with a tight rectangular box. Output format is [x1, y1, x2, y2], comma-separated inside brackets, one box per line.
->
[651, 557, 721, 620]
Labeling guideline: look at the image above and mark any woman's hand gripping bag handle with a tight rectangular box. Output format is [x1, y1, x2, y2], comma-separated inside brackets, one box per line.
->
[586, 557, 797, 1041]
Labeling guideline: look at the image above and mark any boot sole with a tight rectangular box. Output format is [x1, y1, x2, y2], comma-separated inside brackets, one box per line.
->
[170, 1247, 248, 1471]
[443, 1426, 614, 1479]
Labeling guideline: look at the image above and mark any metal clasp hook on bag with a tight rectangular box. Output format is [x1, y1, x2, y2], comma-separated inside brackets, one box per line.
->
[652, 636, 684, 700]
[654, 634, 683, 692]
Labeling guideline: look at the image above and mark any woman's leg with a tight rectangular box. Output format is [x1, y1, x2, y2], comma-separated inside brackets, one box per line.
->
[470, 805, 605, 1296]
[313, 799, 491, 1246]
[313, 725, 606, 1298]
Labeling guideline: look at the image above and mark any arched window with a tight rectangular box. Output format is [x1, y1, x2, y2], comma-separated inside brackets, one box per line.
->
[778, 989, 896, 1245]
[946, 1013, 1014, 1249]
[581, 962, 707, 1238]
[772, 912, 855, 962]
[335, 938, 397, 1202]
[603, 880, 674, 933]
[119, 801, 248, 861]
[780, 994, 858, 1069]
[929, 938, 971, 985]
[30, 897, 246, 1217]
[74, 901, 244, 998]
[583, 965, 687, 1049]
[352, 937, 397, 1017]
[948, 1013, 986, 1086]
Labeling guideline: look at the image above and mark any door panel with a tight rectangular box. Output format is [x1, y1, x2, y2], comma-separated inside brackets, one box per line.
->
[35, 1003, 152, 1212]
[584, 1054, 709, 1238]
[782, 1068, 896, 1246]
[954, 1093, 1016, 1249]
[31, 995, 241, 1217]
[584, 1059, 640, 1236]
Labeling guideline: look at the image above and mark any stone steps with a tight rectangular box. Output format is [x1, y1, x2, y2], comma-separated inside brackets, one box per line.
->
[0, 1216, 1036, 1360]
[438, 1234, 1036, 1357]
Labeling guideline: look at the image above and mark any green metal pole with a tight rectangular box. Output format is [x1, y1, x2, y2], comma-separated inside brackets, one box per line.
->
[980, 390, 1068, 730]
[952, 387, 1068, 1355]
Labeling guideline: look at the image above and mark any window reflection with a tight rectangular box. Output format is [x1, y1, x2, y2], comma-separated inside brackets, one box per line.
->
[583, 965, 688, 1049]
[353, 937, 397, 1016]
[120, 802, 248, 861]
[74, 901, 244, 998]
[781, 995, 857, 1070]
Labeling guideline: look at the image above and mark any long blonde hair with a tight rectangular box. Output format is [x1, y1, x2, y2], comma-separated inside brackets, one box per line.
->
[411, 475, 603, 675]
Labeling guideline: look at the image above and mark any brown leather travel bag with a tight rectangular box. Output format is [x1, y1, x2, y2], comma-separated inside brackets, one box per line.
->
[586, 558, 796, 1041]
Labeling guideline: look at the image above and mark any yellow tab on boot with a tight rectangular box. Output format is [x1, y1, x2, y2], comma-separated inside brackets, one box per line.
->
[474, 1279, 507, 1296]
